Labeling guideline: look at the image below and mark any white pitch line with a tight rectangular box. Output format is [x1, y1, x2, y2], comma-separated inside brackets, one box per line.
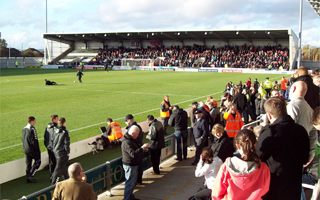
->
[0, 75, 284, 151]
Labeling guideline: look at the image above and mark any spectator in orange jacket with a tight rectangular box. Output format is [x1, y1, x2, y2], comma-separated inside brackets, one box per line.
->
[223, 104, 244, 139]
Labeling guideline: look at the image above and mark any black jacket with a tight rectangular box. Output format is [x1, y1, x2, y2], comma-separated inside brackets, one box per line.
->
[209, 107, 221, 125]
[168, 108, 188, 131]
[233, 93, 247, 113]
[295, 75, 320, 109]
[256, 115, 309, 200]
[22, 124, 40, 156]
[121, 133, 144, 166]
[52, 126, 70, 158]
[210, 132, 234, 162]
[193, 118, 209, 146]
[126, 122, 143, 146]
[44, 122, 58, 151]
[147, 119, 165, 150]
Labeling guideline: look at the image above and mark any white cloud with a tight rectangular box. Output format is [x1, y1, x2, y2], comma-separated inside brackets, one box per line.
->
[0, 0, 319, 48]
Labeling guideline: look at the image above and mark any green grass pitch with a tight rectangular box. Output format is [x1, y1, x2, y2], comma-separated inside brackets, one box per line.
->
[0, 68, 282, 164]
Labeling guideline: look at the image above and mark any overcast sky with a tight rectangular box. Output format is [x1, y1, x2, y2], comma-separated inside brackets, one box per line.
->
[0, 0, 319, 49]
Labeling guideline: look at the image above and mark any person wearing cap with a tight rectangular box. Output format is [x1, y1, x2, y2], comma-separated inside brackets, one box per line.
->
[192, 109, 210, 165]
[125, 114, 144, 185]
[121, 125, 149, 200]
[160, 95, 172, 133]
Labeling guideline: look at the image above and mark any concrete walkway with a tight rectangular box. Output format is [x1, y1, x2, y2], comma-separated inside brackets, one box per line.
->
[98, 149, 203, 200]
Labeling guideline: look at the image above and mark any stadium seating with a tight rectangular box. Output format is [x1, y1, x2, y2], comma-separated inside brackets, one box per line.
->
[87, 45, 289, 69]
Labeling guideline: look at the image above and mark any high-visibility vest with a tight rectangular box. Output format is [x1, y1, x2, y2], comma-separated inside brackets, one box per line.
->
[263, 80, 273, 89]
[160, 101, 170, 118]
[107, 122, 123, 141]
[258, 85, 267, 98]
[223, 111, 244, 138]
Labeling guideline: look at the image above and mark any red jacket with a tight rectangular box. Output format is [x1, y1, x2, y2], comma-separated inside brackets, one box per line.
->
[212, 157, 270, 200]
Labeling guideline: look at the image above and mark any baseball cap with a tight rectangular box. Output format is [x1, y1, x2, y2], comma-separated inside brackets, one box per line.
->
[194, 109, 203, 114]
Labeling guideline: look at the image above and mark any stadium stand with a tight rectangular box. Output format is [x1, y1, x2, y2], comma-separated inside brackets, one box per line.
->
[89, 45, 289, 69]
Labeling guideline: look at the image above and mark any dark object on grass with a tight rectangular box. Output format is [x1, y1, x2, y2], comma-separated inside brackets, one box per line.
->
[45, 79, 57, 85]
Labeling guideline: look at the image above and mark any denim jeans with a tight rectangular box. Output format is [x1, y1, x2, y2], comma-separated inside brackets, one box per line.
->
[174, 130, 188, 160]
[123, 164, 138, 200]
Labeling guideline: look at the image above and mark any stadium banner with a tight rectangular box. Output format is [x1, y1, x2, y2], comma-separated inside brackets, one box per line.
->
[175, 68, 198, 72]
[112, 66, 132, 71]
[220, 68, 243, 73]
[154, 66, 177, 71]
[42, 65, 63, 69]
[21, 135, 176, 200]
[198, 68, 219, 72]
[76, 65, 105, 70]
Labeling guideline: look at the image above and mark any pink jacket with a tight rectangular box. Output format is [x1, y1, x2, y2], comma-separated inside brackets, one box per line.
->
[212, 156, 270, 200]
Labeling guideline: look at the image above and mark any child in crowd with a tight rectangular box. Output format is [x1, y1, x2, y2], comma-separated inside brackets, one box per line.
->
[189, 147, 222, 200]
[212, 129, 270, 200]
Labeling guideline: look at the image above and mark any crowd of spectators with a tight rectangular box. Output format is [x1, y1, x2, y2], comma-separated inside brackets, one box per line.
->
[89, 45, 289, 69]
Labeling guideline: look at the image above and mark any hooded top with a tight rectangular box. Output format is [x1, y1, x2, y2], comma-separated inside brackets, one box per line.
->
[212, 156, 270, 200]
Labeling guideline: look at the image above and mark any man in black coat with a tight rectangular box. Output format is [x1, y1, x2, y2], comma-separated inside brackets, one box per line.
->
[125, 114, 144, 184]
[168, 105, 188, 161]
[22, 116, 41, 183]
[44, 114, 59, 179]
[233, 88, 248, 123]
[121, 125, 149, 200]
[192, 109, 209, 165]
[51, 117, 70, 184]
[256, 97, 310, 200]
[146, 115, 165, 174]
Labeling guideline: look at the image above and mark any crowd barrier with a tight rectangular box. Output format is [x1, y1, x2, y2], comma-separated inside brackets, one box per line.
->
[20, 130, 195, 200]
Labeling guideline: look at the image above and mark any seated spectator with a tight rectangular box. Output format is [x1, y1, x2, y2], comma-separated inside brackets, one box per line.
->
[52, 162, 97, 200]
[212, 129, 270, 200]
[210, 124, 234, 162]
[189, 147, 222, 200]
[45, 79, 57, 85]
[105, 118, 123, 143]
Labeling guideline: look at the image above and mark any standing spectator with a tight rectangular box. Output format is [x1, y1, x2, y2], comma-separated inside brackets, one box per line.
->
[223, 104, 244, 139]
[168, 105, 189, 161]
[44, 114, 59, 179]
[76, 70, 84, 83]
[210, 124, 234, 163]
[233, 88, 248, 123]
[52, 162, 97, 200]
[125, 114, 143, 185]
[160, 95, 172, 133]
[208, 100, 221, 126]
[280, 76, 288, 99]
[146, 115, 165, 174]
[190, 102, 199, 127]
[51, 117, 70, 184]
[189, 147, 222, 200]
[263, 77, 273, 97]
[192, 109, 209, 165]
[256, 97, 310, 200]
[294, 67, 320, 109]
[212, 129, 270, 200]
[22, 116, 41, 183]
[253, 78, 260, 92]
[121, 125, 149, 200]
[246, 77, 252, 89]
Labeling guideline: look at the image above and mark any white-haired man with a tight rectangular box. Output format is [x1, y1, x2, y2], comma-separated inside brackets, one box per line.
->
[121, 125, 149, 200]
[52, 162, 96, 200]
